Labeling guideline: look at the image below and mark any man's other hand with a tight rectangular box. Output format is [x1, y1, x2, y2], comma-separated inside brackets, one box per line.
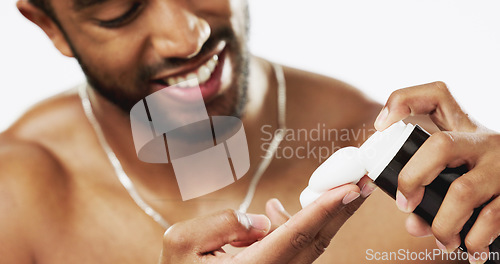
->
[159, 183, 363, 263]
[375, 81, 500, 264]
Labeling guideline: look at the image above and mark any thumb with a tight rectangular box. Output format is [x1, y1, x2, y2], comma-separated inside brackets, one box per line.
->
[162, 209, 271, 256]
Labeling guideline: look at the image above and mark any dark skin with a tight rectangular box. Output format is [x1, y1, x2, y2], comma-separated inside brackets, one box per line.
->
[3, 0, 499, 263]
[0, 60, 469, 264]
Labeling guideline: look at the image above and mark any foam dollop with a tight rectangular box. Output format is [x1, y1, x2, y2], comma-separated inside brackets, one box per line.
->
[300, 121, 411, 208]
[301, 147, 366, 207]
[308, 147, 367, 192]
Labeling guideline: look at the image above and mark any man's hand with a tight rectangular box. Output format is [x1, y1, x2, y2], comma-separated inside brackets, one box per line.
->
[374, 81, 500, 264]
[159, 181, 371, 263]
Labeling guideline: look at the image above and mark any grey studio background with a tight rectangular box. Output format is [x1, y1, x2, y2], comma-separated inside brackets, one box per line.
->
[1, 0, 499, 131]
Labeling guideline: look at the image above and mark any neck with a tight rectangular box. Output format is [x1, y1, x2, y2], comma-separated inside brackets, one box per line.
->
[85, 56, 280, 201]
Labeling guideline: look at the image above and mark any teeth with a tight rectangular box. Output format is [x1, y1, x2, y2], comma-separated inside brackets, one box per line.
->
[165, 54, 219, 88]
[198, 66, 211, 83]
[167, 77, 176, 85]
[185, 73, 198, 87]
[207, 55, 218, 72]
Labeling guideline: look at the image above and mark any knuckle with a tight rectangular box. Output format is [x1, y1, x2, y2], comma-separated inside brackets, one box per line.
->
[449, 177, 476, 201]
[480, 206, 500, 223]
[433, 81, 450, 93]
[219, 209, 240, 228]
[290, 232, 315, 251]
[388, 89, 407, 106]
[429, 131, 454, 150]
[312, 235, 331, 257]
[433, 81, 455, 102]
[316, 234, 332, 249]
[163, 224, 189, 250]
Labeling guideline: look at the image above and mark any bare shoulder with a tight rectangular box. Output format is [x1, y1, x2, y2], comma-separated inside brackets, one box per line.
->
[0, 89, 84, 196]
[7, 88, 87, 143]
[0, 135, 67, 263]
[282, 65, 381, 132]
[0, 90, 83, 262]
[0, 88, 81, 194]
[0, 134, 67, 195]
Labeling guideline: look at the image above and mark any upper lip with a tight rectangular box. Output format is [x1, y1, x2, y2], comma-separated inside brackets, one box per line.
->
[151, 41, 226, 82]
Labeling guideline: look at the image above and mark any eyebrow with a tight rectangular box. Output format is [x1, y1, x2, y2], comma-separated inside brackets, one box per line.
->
[72, 0, 110, 11]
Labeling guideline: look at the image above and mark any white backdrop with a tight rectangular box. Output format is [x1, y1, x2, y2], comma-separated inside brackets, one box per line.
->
[1, 0, 499, 131]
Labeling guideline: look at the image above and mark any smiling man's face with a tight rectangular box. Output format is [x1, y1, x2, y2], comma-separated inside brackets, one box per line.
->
[48, 0, 250, 116]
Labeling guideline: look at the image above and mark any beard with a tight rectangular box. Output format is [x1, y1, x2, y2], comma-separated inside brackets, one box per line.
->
[57, 2, 252, 148]
[67, 24, 250, 119]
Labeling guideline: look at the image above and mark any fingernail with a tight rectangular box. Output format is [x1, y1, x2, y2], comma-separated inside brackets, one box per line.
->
[468, 252, 485, 264]
[271, 198, 291, 218]
[436, 239, 447, 253]
[375, 107, 389, 131]
[247, 214, 271, 231]
[396, 190, 410, 213]
[468, 253, 476, 263]
[436, 238, 460, 254]
[361, 181, 377, 198]
[271, 198, 286, 213]
[342, 191, 360, 205]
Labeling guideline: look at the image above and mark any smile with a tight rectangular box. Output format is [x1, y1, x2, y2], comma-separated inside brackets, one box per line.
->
[164, 54, 219, 88]
[149, 41, 227, 102]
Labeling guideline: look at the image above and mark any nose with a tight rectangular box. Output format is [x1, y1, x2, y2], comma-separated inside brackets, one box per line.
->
[149, 2, 211, 59]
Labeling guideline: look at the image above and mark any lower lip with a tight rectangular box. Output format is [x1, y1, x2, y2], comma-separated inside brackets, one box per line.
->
[150, 50, 226, 104]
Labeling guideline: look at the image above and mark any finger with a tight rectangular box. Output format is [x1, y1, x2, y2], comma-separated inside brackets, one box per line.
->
[228, 199, 292, 248]
[397, 131, 484, 213]
[292, 193, 365, 264]
[405, 213, 433, 237]
[358, 175, 377, 198]
[464, 197, 500, 263]
[229, 240, 257, 248]
[374, 81, 476, 132]
[232, 199, 291, 247]
[265, 198, 291, 232]
[432, 169, 495, 253]
[293, 175, 372, 263]
[237, 184, 360, 264]
[290, 177, 372, 263]
[161, 209, 271, 258]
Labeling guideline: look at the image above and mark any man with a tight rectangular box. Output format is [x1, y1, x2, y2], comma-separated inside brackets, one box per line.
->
[1, 0, 499, 263]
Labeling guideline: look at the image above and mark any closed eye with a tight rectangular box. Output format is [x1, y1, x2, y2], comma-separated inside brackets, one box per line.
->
[97, 2, 142, 28]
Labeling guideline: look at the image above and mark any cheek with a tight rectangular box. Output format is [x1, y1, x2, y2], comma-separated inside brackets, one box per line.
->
[98, 37, 144, 70]
[65, 20, 148, 78]
[75, 32, 145, 83]
[191, 0, 233, 16]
